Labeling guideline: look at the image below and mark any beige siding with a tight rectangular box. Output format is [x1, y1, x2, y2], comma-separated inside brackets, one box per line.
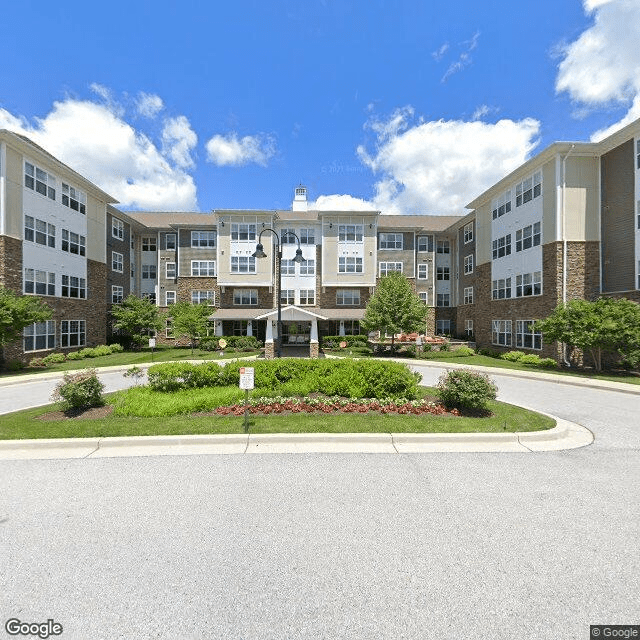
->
[474, 202, 492, 265]
[542, 158, 557, 244]
[4, 146, 23, 238]
[564, 156, 600, 242]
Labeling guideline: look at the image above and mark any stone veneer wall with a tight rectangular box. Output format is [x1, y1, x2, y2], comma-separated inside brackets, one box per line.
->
[318, 286, 371, 309]
[4, 259, 108, 363]
[0, 235, 23, 292]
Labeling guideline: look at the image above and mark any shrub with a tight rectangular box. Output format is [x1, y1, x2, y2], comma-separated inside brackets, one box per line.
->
[52, 368, 105, 410]
[66, 351, 85, 360]
[43, 352, 66, 365]
[439, 341, 450, 352]
[478, 348, 501, 358]
[79, 347, 98, 358]
[538, 358, 559, 369]
[519, 354, 542, 366]
[108, 343, 125, 353]
[619, 350, 640, 371]
[5, 360, 24, 371]
[29, 357, 48, 368]
[500, 351, 525, 362]
[402, 345, 417, 358]
[92, 345, 113, 357]
[436, 369, 497, 412]
[322, 335, 368, 349]
[453, 346, 475, 357]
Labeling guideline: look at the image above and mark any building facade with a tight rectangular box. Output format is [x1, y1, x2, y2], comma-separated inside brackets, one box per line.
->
[1, 117, 640, 363]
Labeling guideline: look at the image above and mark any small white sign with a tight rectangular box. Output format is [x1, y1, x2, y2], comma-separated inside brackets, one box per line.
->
[149, 338, 156, 348]
[239, 367, 255, 390]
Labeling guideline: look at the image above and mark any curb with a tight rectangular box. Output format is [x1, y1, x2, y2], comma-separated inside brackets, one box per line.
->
[0, 417, 593, 460]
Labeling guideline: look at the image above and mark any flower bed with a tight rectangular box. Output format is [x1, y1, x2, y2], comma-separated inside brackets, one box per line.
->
[213, 396, 460, 417]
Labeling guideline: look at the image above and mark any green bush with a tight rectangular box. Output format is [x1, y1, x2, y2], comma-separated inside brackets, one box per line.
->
[92, 345, 113, 357]
[500, 351, 525, 362]
[52, 368, 105, 410]
[29, 357, 48, 368]
[322, 335, 368, 349]
[6, 360, 24, 371]
[619, 350, 640, 371]
[79, 347, 98, 358]
[439, 341, 450, 352]
[108, 343, 125, 353]
[538, 358, 559, 369]
[66, 351, 85, 360]
[436, 369, 497, 412]
[519, 354, 542, 366]
[43, 352, 66, 365]
[478, 348, 501, 358]
[453, 346, 475, 357]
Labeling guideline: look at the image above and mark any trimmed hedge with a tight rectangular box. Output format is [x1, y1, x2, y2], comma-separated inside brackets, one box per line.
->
[199, 335, 263, 352]
[437, 369, 497, 412]
[322, 335, 369, 349]
[146, 358, 421, 400]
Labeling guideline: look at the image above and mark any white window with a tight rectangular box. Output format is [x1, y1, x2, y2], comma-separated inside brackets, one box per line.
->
[516, 272, 542, 297]
[142, 237, 157, 251]
[191, 231, 216, 247]
[280, 289, 295, 304]
[166, 262, 176, 279]
[464, 223, 474, 244]
[492, 234, 512, 260]
[299, 259, 315, 275]
[338, 257, 363, 273]
[165, 234, 177, 250]
[492, 320, 512, 346]
[24, 216, 55, 248]
[492, 278, 512, 300]
[417, 264, 428, 280]
[515, 172, 542, 207]
[281, 228, 296, 244]
[112, 252, 123, 273]
[491, 190, 512, 219]
[465, 319, 473, 337]
[165, 291, 176, 306]
[281, 259, 296, 275]
[24, 320, 56, 352]
[191, 261, 215, 277]
[25, 269, 55, 296]
[463, 286, 474, 304]
[464, 254, 474, 274]
[338, 225, 363, 242]
[436, 293, 450, 307]
[25, 162, 56, 200]
[299, 289, 315, 305]
[112, 286, 124, 303]
[142, 264, 157, 279]
[436, 320, 451, 335]
[233, 289, 258, 305]
[379, 233, 403, 249]
[61, 275, 86, 299]
[112, 217, 124, 240]
[62, 229, 86, 256]
[516, 320, 542, 350]
[379, 262, 403, 277]
[336, 290, 360, 305]
[61, 183, 86, 214]
[231, 256, 256, 273]
[231, 224, 256, 241]
[191, 290, 216, 305]
[419, 291, 428, 304]
[516, 222, 541, 252]
[436, 266, 450, 281]
[417, 235, 433, 252]
[61, 320, 86, 348]
[436, 239, 450, 254]
[300, 228, 315, 244]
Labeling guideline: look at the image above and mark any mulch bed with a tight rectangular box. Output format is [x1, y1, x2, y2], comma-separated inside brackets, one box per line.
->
[37, 405, 114, 421]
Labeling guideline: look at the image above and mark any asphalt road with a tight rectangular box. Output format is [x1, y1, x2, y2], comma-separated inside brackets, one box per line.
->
[1, 366, 639, 640]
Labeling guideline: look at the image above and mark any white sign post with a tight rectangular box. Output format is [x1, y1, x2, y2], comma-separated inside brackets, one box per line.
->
[239, 367, 254, 431]
[148, 337, 156, 362]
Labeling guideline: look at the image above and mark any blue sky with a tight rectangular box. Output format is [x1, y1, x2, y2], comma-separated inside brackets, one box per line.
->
[1, 0, 639, 215]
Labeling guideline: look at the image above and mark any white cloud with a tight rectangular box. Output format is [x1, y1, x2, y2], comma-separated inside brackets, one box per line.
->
[351, 108, 540, 216]
[472, 104, 494, 120]
[137, 92, 164, 118]
[313, 194, 374, 211]
[205, 132, 276, 167]
[431, 42, 449, 61]
[556, 0, 640, 137]
[162, 115, 197, 169]
[0, 95, 197, 210]
[439, 31, 480, 82]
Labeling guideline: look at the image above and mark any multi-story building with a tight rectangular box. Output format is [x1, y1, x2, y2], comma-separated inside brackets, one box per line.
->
[1, 116, 639, 363]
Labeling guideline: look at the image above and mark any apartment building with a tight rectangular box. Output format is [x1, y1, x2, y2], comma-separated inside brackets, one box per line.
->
[1, 117, 639, 363]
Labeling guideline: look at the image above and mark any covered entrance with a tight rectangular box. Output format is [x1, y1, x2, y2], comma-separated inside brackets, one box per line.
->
[256, 306, 327, 359]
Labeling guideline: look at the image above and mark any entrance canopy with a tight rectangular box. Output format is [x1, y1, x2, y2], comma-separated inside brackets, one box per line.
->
[255, 306, 328, 322]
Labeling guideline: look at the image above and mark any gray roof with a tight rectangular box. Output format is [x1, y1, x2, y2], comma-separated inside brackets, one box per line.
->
[125, 211, 216, 228]
[378, 214, 464, 231]
[209, 307, 366, 321]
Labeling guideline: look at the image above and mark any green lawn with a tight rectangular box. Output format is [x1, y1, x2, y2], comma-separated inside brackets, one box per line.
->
[0, 386, 555, 440]
[0, 346, 260, 377]
[328, 350, 640, 385]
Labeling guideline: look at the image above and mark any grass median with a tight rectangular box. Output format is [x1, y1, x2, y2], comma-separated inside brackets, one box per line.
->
[0, 386, 555, 440]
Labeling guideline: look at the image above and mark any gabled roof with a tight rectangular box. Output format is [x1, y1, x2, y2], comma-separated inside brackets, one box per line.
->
[378, 214, 464, 232]
[124, 211, 216, 228]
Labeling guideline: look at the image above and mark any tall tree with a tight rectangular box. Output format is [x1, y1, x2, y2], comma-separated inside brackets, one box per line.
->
[169, 301, 214, 354]
[111, 295, 164, 349]
[0, 286, 53, 358]
[361, 272, 427, 354]
[534, 297, 640, 372]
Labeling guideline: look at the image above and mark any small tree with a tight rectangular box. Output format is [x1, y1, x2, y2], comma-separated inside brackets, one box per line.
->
[111, 295, 163, 350]
[0, 286, 53, 359]
[361, 272, 427, 354]
[169, 301, 214, 354]
[535, 297, 640, 372]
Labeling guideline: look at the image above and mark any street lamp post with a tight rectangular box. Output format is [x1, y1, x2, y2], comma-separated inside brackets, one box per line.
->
[252, 229, 305, 358]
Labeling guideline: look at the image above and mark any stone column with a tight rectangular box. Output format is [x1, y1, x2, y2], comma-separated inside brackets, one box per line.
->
[310, 319, 319, 358]
[265, 319, 275, 359]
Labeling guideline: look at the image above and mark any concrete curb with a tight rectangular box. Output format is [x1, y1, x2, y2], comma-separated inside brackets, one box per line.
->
[0, 418, 593, 460]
